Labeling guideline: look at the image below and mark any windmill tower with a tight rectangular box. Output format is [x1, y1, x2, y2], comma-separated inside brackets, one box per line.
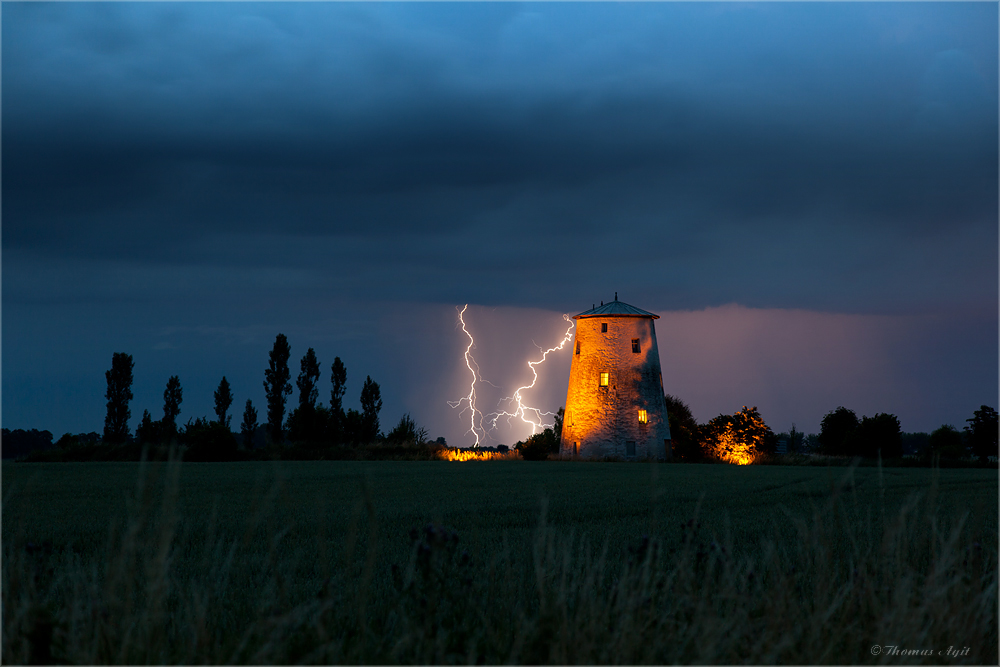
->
[560, 294, 671, 459]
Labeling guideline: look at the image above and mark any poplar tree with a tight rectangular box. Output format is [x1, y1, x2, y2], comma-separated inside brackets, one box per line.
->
[360, 375, 383, 443]
[297, 348, 321, 410]
[263, 334, 292, 442]
[162, 375, 183, 437]
[241, 399, 258, 449]
[103, 352, 134, 444]
[330, 357, 347, 442]
[214, 376, 234, 428]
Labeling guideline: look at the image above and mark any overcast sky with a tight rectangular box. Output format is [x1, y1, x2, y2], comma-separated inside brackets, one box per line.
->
[3, 2, 997, 446]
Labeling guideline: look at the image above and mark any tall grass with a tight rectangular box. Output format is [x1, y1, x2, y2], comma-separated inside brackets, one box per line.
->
[3, 457, 995, 664]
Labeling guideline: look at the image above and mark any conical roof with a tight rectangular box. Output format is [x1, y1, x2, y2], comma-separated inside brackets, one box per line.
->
[573, 295, 659, 320]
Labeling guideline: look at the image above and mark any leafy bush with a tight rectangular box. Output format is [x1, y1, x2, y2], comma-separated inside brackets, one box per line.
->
[181, 418, 238, 462]
[515, 428, 558, 461]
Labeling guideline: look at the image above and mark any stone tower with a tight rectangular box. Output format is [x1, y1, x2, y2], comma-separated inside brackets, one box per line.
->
[560, 295, 671, 459]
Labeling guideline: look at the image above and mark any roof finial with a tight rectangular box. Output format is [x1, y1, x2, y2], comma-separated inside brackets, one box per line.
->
[600, 301, 603, 306]
[615, 291, 618, 301]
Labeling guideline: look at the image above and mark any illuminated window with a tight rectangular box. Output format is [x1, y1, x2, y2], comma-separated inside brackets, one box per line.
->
[626, 441, 636, 456]
[601, 323, 608, 333]
[575, 340, 580, 355]
[632, 338, 640, 353]
[638, 409, 648, 424]
[599, 372, 609, 387]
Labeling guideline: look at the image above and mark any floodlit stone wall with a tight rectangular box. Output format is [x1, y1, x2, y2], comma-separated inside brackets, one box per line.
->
[560, 315, 672, 459]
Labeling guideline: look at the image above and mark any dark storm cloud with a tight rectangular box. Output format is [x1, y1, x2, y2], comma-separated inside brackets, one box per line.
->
[2, 2, 997, 442]
[4, 2, 996, 316]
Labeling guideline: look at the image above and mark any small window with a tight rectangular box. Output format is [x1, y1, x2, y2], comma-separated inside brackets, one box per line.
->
[638, 409, 648, 424]
[632, 338, 640, 353]
[626, 441, 636, 456]
[599, 372, 609, 387]
[601, 323, 608, 333]
[575, 340, 580, 355]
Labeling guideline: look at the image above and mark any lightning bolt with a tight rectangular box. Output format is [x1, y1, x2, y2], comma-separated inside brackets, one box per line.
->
[446, 305, 487, 447]
[487, 314, 575, 437]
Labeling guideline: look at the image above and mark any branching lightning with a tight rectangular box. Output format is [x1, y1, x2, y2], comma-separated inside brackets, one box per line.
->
[446, 305, 487, 446]
[449, 306, 575, 447]
[487, 314, 575, 437]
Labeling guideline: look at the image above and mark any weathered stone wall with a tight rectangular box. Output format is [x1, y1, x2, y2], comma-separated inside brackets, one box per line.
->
[560, 315, 672, 459]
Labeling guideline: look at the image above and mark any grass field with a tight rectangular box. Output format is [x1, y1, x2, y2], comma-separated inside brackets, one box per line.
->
[3, 459, 997, 664]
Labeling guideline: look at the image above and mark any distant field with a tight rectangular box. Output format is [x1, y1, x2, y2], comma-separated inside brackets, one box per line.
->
[3, 460, 997, 664]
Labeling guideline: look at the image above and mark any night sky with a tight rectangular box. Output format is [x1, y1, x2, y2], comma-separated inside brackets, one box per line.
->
[3, 2, 997, 448]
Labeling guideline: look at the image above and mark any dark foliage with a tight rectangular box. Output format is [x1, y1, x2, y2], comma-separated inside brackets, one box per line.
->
[214, 377, 233, 428]
[385, 413, 428, 445]
[296, 348, 321, 410]
[2, 429, 55, 459]
[241, 399, 258, 449]
[135, 410, 164, 445]
[929, 425, 967, 459]
[343, 409, 365, 445]
[819, 407, 859, 456]
[664, 394, 702, 461]
[287, 404, 330, 445]
[515, 428, 558, 461]
[329, 357, 347, 442]
[901, 432, 931, 457]
[55, 432, 100, 450]
[263, 334, 292, 443]
[162, 376, 183, 439]
[182, 418, 238, 462]
[360, 376, 383, 443]
[103, 352, 134, 444]
[855, 413, 903, 459]
[965, 405, 998, 463]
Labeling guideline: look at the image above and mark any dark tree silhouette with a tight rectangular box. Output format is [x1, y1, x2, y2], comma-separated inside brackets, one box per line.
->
[965, 405, 998, 463]
[135, 409, 161, 444]
[343, 408, 364, 444]
[929, 425, 967, 459]
[263, 334, 292, 443]
[103, 352, 134, 444]
[214, 376, 234, 428]
[241, 399, 258, 449]
[552, 407, 564, 446]
[385, 413, 428, 444]
[516, 428, 558, 460]
[297, 348, 321, 410]
[360, 376, 383, 443]
[162, 376, 183, 438]
[664, 394, 701, 461]
[819, 407, 859, 456]
[288, 347, 324, 443]
[855, 413, 902, 459]
[330, 357, 347, 442]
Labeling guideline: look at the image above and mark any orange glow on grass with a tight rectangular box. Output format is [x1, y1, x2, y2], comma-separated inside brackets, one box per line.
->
[438, 449, 522, 461]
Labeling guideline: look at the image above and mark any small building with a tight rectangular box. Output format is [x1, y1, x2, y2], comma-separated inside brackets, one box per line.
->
[560, 295, 672, 460]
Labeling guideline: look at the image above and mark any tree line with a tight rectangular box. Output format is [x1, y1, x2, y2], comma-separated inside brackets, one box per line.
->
[60, 334, 430, 461]
[666, 397, 997, 465]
